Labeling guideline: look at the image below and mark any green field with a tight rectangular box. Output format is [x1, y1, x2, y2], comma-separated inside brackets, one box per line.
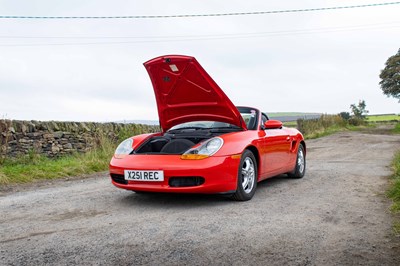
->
[267, 112, 320, 117]
[367, 114, 400, 122]
[283, 121, 297, 127]
[267, 112, 307, 117]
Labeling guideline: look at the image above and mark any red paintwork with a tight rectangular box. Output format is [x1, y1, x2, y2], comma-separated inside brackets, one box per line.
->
[110, 154, 239, 193]
[109, 55, 306, 195]
[109, 127, 304, 193]
[144, 55, 246, 132]
[264, 119, 283, 129]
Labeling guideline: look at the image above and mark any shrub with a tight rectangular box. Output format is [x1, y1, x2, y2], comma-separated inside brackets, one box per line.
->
[297, 114, 346, 137]
[339, 112, 351, 120]
[348, 117, 367, 126]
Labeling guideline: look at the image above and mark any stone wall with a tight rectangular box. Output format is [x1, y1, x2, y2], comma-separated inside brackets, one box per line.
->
[0, 120, 159, 158]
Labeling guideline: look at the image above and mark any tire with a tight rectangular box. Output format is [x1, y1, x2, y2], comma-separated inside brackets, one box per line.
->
[288, 144, 306, 178]
[232, 150, 258, 201]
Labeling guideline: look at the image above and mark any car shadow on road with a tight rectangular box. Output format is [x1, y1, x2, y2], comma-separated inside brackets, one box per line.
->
[117, 174, 296, 209]
[257, 174, 295, 189]
[118, 191, 233, 209]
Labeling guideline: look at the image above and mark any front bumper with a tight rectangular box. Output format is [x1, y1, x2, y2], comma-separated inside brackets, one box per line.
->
[109, 154, 241, 194]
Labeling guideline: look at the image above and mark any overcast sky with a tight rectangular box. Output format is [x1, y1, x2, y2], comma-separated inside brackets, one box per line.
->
[0, 0, 399, 122]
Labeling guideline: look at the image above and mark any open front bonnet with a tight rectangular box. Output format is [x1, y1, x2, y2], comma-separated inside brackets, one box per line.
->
[144, 55, 246, 131]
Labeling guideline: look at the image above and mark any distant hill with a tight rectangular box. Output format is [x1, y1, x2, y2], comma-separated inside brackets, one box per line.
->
[115, 120, 159, 125]
[266, 112, 322, 122]
[117, 113, 322, 125]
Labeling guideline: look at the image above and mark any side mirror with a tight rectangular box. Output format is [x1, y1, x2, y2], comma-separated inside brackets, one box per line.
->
[263, 120, 283, 129]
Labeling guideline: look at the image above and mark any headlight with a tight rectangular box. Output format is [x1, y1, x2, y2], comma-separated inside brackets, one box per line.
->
[115, 138, 134, 155]
[181, 137, 223, 160]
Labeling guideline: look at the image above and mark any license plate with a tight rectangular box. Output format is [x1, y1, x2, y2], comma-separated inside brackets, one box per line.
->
[124, 170, 164, 181]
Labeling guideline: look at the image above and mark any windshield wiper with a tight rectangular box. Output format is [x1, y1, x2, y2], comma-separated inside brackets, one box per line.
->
[209, 126, 242, 132]
[167, 127, 205, 133]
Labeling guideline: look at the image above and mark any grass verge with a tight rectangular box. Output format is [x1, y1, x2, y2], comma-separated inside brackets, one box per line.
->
[303, 125, 356, 139]
[393, 123, 400, 134]
[0, 134, 116, 185]
[297, 114, 373, 139]
[387, 151, 400, 234]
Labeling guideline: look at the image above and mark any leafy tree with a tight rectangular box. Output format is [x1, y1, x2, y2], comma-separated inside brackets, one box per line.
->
[350, 100, 369, 119]
[339, 112, 350, 120]
[379, 48, 400, 101]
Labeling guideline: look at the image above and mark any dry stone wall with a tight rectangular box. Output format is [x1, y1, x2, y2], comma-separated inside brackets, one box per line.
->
[0, 120, 159, 158]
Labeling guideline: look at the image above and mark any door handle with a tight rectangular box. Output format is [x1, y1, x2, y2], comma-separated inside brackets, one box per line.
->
[286, 136, 291, 141]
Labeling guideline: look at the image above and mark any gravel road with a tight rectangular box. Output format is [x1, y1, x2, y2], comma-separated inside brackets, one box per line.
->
[1, 130, 400, 265]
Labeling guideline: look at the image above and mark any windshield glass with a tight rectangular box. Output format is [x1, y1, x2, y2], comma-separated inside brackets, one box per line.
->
[168, 121, 238, 131]
[168, 107, 259, 131]
[238, 107, 259, 130]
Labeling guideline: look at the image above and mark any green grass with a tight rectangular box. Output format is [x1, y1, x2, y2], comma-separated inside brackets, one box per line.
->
[283, 121, 297, 127]
[303, 125, 346, 139]
[0, 134, 116, 185]
[394, 222, 400, 235]
[367, 114, 399, 122]
[297, 114, 351, 139]
[393, 123, 400, 134]
[387, 151, 400, 211]
[296, 114, 383, 139]
[387, 150, 400, 235]
[0, 124, 158, 185]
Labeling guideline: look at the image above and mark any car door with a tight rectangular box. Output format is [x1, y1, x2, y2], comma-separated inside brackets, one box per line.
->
[259, 114, 291, 176]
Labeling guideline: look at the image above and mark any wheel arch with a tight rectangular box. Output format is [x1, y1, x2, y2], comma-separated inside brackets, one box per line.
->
[300, 140, 306, 156]
[244, 145, 260, 179]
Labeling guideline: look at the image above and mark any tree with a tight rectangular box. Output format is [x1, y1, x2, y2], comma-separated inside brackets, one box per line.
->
[339, 112, 350, 120]
[350, 100, 369, 119]
[379, 48, 400, 101]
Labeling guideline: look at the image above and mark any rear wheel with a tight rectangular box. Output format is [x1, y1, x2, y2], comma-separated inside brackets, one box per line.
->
[232, 150, 257, 201]
[288, 144, 306, 178]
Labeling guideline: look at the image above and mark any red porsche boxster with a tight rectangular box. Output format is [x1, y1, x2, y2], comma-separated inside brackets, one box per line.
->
[109, 55, 306, 201]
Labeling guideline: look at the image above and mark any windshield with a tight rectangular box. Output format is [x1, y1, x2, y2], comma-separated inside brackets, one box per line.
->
[238, 107, 259, 130]
[168, 107, 259, 131]
[169, 121, 238, 131]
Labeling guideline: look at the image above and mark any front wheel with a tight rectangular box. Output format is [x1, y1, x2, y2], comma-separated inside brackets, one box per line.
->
[288, 144, 306, 178]
[232, 150, 258, 201]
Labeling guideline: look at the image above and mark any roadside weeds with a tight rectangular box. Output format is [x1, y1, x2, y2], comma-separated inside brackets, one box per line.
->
[387, 150, 400, 235]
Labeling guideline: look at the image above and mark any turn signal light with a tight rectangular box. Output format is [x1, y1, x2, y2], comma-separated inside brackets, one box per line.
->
[180, 154, 209, 160]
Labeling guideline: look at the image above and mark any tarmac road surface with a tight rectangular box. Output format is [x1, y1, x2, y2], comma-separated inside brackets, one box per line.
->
[1, 129, 400, 265]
